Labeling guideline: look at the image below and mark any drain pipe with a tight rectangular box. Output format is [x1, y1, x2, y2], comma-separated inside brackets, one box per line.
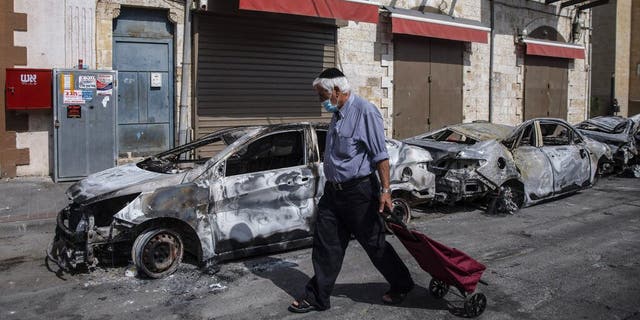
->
[178, 0, 193, 146]
[488, 0, 495, 123]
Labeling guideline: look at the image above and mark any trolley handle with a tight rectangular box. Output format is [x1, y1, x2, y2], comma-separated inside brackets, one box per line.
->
[383, 207, 419, 241]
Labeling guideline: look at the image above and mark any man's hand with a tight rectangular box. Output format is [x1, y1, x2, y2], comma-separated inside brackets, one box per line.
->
[379, 192, 393, 214]
[376, 159, 392, 214]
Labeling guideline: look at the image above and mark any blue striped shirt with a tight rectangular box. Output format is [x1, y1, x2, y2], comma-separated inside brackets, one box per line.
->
[324, 94, 389, 183]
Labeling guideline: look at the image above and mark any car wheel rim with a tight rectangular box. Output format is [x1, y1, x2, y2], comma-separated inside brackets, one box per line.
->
[142, 232, 181, 273]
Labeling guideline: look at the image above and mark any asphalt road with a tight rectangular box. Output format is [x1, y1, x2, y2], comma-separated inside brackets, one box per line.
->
[0, 176, 639, 320]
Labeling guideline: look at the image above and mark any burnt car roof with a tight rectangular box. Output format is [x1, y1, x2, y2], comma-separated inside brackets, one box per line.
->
[577, 116, 630, 133]
[411, 122, 514, 142]
[155, 122, 329, 158]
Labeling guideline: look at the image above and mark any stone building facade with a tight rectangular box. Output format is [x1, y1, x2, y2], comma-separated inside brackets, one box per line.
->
[591, 0, 639, 117]
[2, 0, 595, 177]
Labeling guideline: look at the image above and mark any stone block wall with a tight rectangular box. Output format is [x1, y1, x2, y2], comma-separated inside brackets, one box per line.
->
[0, 0, 29, 178]
[338, 0, 590, 133]
[337, 17, 393, 134]
[630, 2, 640, 116]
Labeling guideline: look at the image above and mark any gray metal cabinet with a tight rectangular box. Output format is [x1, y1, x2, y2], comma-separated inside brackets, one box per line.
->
[53, 69, 118, 181]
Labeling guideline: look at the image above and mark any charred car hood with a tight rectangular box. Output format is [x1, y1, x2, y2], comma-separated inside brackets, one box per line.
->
[404, 123, 513, 162]
[66, 163, 187, 204]
[578, 130, 628, 146]
[580, 117, 627, 132]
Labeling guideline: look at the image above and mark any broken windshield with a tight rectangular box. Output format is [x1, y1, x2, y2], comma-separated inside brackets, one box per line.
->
[137, 127, 257, 174]
[423, 129, 478, 144]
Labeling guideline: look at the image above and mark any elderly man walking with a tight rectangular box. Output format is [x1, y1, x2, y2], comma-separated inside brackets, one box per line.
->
[288, 68, 414, 313]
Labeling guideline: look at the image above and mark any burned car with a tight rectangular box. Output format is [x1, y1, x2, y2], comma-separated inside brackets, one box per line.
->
[576, 116, 640, 177]
[405, 119, 612, 214]
[48, 123, 436, 278]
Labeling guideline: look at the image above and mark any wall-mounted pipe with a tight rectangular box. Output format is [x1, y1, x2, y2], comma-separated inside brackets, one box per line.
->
[488, 0, 495, 123]
[178, 0, 193, 147]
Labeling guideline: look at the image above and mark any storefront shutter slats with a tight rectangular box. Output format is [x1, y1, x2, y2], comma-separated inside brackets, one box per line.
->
[196, 15, 335, 143]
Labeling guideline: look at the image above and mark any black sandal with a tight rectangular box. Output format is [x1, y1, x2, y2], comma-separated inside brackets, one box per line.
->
[382, 291, 409, 305]
[288, 299, 317, 313]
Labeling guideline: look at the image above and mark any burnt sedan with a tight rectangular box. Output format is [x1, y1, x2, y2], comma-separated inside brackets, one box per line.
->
[575, 116, 640, 177]
[48, 123, 436, 278]
[405, 119, 612, 214]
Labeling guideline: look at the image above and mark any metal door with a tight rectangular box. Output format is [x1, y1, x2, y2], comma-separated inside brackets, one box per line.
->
[393, 36, 430, 139]
[547, 60, 569, 119]
[53, 69, 117, 181]
[113, 7, 174, 157]
[524, 55, 569, 120]
[511, 122, 554, 200]
[215, 130, 315, 253]
[393, 36, 463, 139]
[429, 38, 463, 131]
[538, 121, 590, 193]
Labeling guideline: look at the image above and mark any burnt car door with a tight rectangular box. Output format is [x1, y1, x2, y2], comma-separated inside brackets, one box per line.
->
[538, 121, 591, 193]
[215, 128, 317, 253]
[510, 122, 555, 200]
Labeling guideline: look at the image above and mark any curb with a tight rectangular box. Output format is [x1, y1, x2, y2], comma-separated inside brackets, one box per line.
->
[0, 217, 56, 235]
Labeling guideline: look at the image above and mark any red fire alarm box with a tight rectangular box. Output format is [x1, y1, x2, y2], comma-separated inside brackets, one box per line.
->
[5, 68, 53, 110]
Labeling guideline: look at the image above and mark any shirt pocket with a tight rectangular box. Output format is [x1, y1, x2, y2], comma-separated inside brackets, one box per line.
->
[335, 133, 358, 158]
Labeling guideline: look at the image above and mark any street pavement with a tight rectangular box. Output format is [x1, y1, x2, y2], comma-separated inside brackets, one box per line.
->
[0, 177, 71, 224]
[0, 175, 638, 319]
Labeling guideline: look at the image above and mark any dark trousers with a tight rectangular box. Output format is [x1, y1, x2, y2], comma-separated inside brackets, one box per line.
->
[303, 176, 414, 310]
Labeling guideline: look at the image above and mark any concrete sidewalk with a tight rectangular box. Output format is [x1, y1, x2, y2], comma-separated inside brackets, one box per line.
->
[0, 177, 72, 225]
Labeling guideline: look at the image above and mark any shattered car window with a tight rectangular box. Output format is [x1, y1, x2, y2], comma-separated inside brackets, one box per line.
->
[316, 129, 327, 162]
[540, 123, 570, 146]
[425, 129, 477, 144]
[520, 125, 535, 147]
[504, 124, 534, 149]
[226, 130, 305, 176]
[136, 127, 256, 174]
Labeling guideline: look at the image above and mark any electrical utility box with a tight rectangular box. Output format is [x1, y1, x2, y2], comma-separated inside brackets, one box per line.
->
[5, 68, 53, 110]
[53, 69, 118, 182]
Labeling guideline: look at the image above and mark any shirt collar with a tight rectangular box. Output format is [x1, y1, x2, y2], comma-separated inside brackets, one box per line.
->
[335, 94, 355, 119]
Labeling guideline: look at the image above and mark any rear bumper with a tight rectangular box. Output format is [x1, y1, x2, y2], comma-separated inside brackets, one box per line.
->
[436, 172, 492, 203]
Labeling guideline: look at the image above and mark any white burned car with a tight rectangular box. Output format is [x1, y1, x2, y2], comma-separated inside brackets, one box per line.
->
[48, 123, 436, 278]
[405, 118, 612, 214]
[576, 115, 640, 177]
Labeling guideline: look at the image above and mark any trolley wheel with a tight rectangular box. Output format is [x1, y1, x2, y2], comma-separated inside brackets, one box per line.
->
[428, 278, 450, 299]
[464, 292, 487, 318]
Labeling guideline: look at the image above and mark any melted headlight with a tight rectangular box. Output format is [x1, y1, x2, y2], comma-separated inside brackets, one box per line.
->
[441, 159, 487, 170]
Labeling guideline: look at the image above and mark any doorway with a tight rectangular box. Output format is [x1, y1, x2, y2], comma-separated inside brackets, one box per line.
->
[393, 35, 463, 139]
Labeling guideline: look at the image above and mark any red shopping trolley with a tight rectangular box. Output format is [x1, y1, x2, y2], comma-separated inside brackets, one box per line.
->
[385, 211, 488, 317]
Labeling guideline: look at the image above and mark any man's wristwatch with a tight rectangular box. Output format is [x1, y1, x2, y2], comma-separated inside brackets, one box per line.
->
[381, 188, 391, 194]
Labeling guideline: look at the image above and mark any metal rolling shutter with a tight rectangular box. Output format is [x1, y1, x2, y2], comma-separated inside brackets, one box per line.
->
[195, 14, 336, 153]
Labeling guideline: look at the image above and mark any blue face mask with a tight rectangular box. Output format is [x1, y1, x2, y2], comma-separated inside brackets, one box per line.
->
[322, 99, 338, 113]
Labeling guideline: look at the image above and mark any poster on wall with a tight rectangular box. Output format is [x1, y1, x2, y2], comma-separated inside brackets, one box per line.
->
[78, 75, 96, 89]
[96, 74, 113, 96]
[66, 105, 82, 118]
[63, 90, 85, 104]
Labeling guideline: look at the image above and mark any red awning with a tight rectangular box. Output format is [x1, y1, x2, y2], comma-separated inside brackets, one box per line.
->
[238, 0, 379, 23]
[389, 11, 489, 43]
[523, 39, 585, 59]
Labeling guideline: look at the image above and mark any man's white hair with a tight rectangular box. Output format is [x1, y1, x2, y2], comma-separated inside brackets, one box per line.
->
[312, 76, 351, 94]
